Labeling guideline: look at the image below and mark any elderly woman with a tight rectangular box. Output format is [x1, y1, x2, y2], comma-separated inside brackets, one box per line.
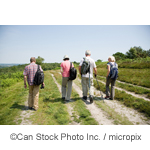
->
[60, 55, 74, 102]
[105, 56, 118, 100]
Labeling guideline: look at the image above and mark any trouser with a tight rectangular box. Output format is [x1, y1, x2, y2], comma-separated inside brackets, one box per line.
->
[81, 77, 94, 97]
[106, 77, 116, 99]
[28, 85, 39, 110]
[62, 77, 72, 100]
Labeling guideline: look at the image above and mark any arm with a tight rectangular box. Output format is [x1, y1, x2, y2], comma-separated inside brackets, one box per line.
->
[94, 67, 97, 77]
[24, 76, 27, 89]
[107, 65, 110, 77]
[79, 66, 81, 75]
[61, 67, 63, 75]
[93, 60, 97, 77]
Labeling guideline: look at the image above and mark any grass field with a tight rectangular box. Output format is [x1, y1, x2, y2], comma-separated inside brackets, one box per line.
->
[0, 58, 150, 125]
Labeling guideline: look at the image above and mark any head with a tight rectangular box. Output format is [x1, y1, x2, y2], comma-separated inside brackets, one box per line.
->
[108, 56, 115, 62]
[63, 55, 69, 61]
[85, 50, 91, 56]
[30, 57, 36, 63]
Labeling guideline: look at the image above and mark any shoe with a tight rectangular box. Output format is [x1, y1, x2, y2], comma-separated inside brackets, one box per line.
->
[62, 97, 65, 100]
[32, 108, 37, 111]
[105, 96, 110, 99]
[28, 107, 32, 110]
[65, 100, 70, 103]
[89, 95, 93, 103]
[31, 107, 37, 111]
[82, 96, 87, 101]
[109, 97, 114, 100]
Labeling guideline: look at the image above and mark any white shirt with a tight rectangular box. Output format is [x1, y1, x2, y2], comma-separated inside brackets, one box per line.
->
[79, 56, 96, 78]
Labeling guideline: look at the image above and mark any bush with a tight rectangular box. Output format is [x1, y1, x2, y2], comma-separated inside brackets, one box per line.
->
[0, 71, 23, 88]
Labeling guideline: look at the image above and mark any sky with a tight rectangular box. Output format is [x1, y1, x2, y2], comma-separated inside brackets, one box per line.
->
[0, 25, 150, 64]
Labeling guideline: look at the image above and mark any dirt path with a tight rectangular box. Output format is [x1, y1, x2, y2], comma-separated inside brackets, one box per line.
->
[18, 95, 34, 125]
[94, 81, 150, 125]
[76, 78, 150, 125]
[72, 81, 115, 125]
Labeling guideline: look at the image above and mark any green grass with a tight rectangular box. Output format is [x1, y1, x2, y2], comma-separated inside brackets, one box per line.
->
[96, 57, 150, 69]
[117, 57, 150, 69]
[97, 68, 150, 88]
[30, 71, 70, 125]
[97, 76, 150, 99]
[51, 70, 99, 125]
[0, 81, 28, 125]
[71, 91, 98, 125]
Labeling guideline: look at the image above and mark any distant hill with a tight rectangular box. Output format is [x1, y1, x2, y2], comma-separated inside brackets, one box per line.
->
[0, 64, 22, 68]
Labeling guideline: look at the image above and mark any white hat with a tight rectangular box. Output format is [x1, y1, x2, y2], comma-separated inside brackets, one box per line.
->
[63, 55, 69, 60]
[85, 50, 91, 55]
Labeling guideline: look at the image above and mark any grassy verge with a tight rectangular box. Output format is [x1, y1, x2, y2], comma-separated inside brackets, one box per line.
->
[30, 71, 70, 125]
[93, 79, 150, 118]
[97, 68, 150, 88]
[97, 76, 150, 99]
[51, 70, 99, 125]
[0, 81, 28, 125]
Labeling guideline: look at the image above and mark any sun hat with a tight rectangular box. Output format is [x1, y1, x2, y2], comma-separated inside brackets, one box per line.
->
[63, 55, 69, 60]
[85, 50, 91, 55]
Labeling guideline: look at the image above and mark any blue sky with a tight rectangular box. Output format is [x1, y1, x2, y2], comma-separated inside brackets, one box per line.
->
[0, 25, 150, 64]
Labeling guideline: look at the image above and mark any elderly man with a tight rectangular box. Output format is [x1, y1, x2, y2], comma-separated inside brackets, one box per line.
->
[23, 57, 44, 111]
[79, 50, 97, 103]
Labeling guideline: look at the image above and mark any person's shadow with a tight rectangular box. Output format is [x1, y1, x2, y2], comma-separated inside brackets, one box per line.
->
[10, 102, 29, 111]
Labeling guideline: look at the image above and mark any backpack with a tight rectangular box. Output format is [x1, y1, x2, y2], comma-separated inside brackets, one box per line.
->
[108, 62, 118, 80]
[69, 62, 77, 80]
[81, 57, 90, 74]
[33, 65, 44, 85]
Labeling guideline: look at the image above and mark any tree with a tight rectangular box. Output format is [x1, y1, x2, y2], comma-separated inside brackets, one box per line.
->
[36, 56, 44, 65]
[147, 49, 150, 57]
[96, 59, 102, 62]
[126, 46, 148, 59]
[113, 52, 126, 61]
[126, 47, 137, 59]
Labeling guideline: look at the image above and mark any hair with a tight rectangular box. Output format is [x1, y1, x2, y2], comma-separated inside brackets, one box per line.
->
[63, 58, 69, 61]
[30, 57, 36, 62]
[85, 50, 91, 55]
[108, 56, 115, 62]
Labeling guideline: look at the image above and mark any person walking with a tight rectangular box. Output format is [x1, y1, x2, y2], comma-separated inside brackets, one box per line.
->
[60, 55, 74, 102]
[105, 56, 118, 100]
[79, 50, 97, 103]
[23, 57, 44, 111]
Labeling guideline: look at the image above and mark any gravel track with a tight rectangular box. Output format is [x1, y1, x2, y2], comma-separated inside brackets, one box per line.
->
[76, 78, 150, 125]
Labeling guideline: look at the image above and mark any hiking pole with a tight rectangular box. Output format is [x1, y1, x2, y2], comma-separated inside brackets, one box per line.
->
[89, 64, 92, 103]
[88, 62, 93, 103]
[95, 75, 104, 103]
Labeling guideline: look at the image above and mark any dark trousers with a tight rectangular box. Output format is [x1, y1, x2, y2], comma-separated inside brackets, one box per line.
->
[106, 77, 116, 99]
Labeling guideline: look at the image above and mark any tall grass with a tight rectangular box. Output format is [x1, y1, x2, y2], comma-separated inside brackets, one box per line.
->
[97, 68, 150, 88]
[0, 71, 24, 88]
[97, 76, 150, 99]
